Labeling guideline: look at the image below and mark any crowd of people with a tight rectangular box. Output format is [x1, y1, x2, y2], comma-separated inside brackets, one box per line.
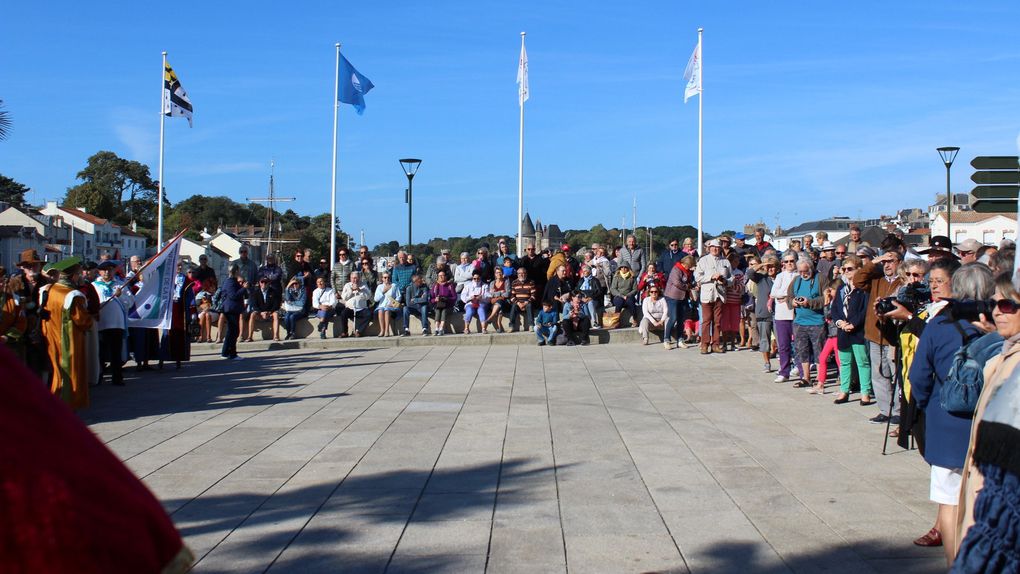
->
[4, 224, 1018, 571]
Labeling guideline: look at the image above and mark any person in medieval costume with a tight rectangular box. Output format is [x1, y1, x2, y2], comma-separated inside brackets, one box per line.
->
[0, 269, 27, 360]
[78, 261, 102, 387]
[159, 266, 194, 370]
[93, 260, 133, 386]
[38, 257, 93, 410]
[126, 256, 159, 372]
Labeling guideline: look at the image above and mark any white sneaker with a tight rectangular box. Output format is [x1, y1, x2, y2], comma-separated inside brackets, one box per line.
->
[773, 374, 788, 383]
[678, 339, 688, 349]
[663, 341, 672, 350]
[642, 337, 649, 345]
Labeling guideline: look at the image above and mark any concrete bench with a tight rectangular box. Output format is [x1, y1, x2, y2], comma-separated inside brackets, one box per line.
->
[217, 306, 640, 341]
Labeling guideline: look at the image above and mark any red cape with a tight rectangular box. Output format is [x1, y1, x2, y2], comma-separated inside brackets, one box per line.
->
[0, 345, 192, 573]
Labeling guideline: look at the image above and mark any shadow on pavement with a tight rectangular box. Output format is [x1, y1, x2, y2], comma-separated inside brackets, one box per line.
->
[169, 458, 560, 573]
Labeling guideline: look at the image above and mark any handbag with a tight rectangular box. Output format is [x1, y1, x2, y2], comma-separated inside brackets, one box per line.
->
[434, 298, 447, 310]
[602, 311, 621, 329]
[939, 325, 1003, 416]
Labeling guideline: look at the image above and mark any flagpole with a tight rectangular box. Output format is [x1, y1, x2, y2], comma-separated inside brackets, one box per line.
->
[157, 51, 167, 249]
[330, 43, 341, 266]
[696, 28, 703, 252]
[517, 32, 526, 257]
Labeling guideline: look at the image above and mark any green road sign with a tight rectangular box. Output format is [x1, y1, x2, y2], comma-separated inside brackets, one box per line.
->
[972, 185, 1020, 200]
[972, 199, 1018, 214]
[972, 170, 1020, 185]
[971, 156, 1019, 170]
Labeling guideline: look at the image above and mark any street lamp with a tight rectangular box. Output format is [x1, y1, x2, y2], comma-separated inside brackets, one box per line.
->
[937, 146, 960, 241]
[399, 158, 422, 249]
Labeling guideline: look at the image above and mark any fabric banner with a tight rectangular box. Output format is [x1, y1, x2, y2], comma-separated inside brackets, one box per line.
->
[127, 234, 182, 329]
[683, 40, 701, 103]
[338, 53, 375, 115]
[163, 60, 193, 127]
[517, 41, 529, 106]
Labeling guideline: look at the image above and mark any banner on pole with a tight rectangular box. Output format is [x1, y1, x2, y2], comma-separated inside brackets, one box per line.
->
[163, 61, 193, 127]
[338, 54, 375, 115]
[518, 39, 529, 106]
[127, 234, 183, 329]
[683, 40, 702, 103]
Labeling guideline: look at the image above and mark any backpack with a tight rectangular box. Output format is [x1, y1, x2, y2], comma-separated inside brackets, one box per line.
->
[940, 324, 1004, 416]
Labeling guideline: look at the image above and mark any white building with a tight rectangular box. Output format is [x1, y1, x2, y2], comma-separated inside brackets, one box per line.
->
[119, 228, 148, 261]
[0, 225, 49, 269]
[930, 212, 1016, 245]
[770, 217, 861, 252]
[39, 201, 122, 261]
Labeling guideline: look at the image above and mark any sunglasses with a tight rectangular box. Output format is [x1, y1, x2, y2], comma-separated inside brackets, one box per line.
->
[904, 271, 924, 278]
[783, 260, 795, 264]
[648, 290, 660, 294]
[995, 299, 1020, 314]
[835, 251, 846, 255]
[841, 266, 857, 271]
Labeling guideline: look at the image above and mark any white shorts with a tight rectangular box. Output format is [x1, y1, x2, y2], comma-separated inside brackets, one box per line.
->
[930, 465, 963, 505]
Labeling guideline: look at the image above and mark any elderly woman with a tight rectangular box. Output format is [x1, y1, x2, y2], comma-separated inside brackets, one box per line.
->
[359, 259, 378, 294]
[424, 255, 450, 288]
[747, 255, 779, 371]
[430, 270, 457, 336]
[954, 271, 1020, 570]
[373, 272, 402, 337]
[909, 261, 991, 564]
[461, 270, 491, 334]
[769, 252, 799, 380]
[637, 263, 665, 302]
[610, 263, 640, 327]
[311, 276, 337, 339]
[722, 252, 746, 351]
[575, 264, 605, 329]
[789, 258, 826, 388]
[680, 237, 699, 258]
[453, 252, 474, 298]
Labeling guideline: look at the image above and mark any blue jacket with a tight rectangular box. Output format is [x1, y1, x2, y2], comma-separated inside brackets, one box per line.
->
[221, 277, 249, 314]
[657, 249, 683, 274]
[829, 286, 868, 347]
[908, 312, 980, 469]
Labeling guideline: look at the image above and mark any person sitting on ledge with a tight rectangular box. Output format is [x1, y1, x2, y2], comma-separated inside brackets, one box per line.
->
[402, 274, 431, 337]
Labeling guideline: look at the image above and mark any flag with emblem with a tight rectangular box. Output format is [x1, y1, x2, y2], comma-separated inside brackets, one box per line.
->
[683, 39, 701, 103]
[517, 40, 529, 106]
[338, 54, 374, 115]
[163, 61, 193, 127]
[126, 231, 183, 329]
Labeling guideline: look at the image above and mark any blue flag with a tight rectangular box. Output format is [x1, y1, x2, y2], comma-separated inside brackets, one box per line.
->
[338, 54, 374, 115]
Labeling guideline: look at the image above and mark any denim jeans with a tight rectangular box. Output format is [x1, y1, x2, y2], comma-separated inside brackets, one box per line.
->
[403, 304, 431, 332]
[284, 311, 304, 335]
[664, 296, 688, 343]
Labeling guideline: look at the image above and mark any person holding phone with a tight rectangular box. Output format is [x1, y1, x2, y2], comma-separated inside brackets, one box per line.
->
[789, 259, 826, 389]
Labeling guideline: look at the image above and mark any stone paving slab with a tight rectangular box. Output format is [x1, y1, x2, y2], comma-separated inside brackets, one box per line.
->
[83, 343, 946, 573]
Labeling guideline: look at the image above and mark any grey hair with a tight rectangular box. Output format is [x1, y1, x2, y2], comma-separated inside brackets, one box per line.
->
[796, 257, 815, 274]
[900, 259, 929, 280]
[952, 263, 995, 300]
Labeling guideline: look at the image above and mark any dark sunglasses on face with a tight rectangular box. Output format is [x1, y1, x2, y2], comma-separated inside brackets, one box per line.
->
[994, 299, 1020, 314]
[841, 266, 856, 271]
[904, 271, 924, 278]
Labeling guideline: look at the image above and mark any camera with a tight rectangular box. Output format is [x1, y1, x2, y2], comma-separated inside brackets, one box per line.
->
[876, 297, 898, 315]
[945, 298, 995, 322]
[898, 283, 932, 312]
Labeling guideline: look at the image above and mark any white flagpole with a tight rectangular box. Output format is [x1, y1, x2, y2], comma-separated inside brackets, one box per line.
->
[157, 51, 167, 248]
[696, 28, 704, 252]
[517, 32, 526, 257]
[330, 43, 341, 266]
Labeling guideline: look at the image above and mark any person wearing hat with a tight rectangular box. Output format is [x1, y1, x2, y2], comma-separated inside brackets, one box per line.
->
[77, 262, 103, 388]
[157, 263, 196, 369]
[694, 239, 733, 354]
[13, 250, 49, 377]
[17, 248, 44, 275]
[956, 238, 982, 265]
[817, 242, 838, 286]
[618, 235, 646, 277]
[38, 257, 94, 409]
[93, 260, 133, 386]
[609, 262, 639, 327]
[918, 235, 958, 263]
[719, 235, 747, 271]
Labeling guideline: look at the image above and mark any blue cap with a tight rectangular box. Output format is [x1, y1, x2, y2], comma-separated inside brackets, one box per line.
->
[734, 232, 747, 240]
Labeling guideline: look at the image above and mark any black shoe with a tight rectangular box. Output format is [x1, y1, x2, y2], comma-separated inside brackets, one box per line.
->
[869, 413, 890, 424]
[833, 395, 850, 405]
[538, 341, 546, 346]
[402, 330, 410, 337]
[112, 379, 125, 387]
[319, 332, 326, 339]
[566, 341, 576, 346]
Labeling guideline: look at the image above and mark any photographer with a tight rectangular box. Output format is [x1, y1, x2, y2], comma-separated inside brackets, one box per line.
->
[854, 250, 904, 425]
[908, 262, 993, 566]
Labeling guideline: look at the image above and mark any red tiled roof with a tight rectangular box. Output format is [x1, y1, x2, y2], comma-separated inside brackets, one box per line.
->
[59, 206, 112, 227]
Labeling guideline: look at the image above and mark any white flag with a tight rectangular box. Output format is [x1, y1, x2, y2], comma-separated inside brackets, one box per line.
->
[517, 41, 529, 106]
[126, 233, 183, 329]
[163, 61, 193, 127]
[683, 40, 701, 103]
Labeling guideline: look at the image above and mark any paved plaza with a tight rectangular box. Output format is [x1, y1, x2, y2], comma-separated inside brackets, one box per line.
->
[84, 343, 946, 573]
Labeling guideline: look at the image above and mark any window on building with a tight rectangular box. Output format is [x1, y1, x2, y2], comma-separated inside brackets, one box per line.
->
[954, 231, 966, 244]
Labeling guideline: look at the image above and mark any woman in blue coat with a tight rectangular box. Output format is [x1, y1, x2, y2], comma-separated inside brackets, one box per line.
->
[909, 261, 993, 565]
[829, 255, 872, 404]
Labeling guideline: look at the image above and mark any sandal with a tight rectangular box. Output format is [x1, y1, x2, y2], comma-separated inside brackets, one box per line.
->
[808, 385, 826, 395]
[792, 379, 812, 389]
[913, 527, 942, 547]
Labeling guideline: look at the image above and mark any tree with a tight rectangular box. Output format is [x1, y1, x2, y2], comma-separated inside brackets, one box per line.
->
[64, 151, 160, 226]
[0, 100, 10, 141]
[0, 174, 31, 207]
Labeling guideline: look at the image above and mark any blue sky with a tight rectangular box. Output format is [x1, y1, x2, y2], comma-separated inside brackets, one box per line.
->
[3, 2, 1020, 247]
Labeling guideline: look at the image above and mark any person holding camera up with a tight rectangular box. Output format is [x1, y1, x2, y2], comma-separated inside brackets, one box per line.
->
[854, 249, 905, 425]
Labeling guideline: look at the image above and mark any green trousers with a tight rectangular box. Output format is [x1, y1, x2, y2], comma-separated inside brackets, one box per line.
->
[838, 343, 872, 396]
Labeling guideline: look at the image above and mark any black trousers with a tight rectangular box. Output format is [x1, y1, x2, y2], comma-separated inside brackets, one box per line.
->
[98, 328, 125, 385]
[562, 316, 591, 344]
[339, 307, 371, 336]
[222, 312, 240, 358]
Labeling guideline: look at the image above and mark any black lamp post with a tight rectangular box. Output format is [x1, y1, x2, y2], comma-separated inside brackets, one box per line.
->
[937, 146, 960, 240]
[399, 158, 422, 249]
